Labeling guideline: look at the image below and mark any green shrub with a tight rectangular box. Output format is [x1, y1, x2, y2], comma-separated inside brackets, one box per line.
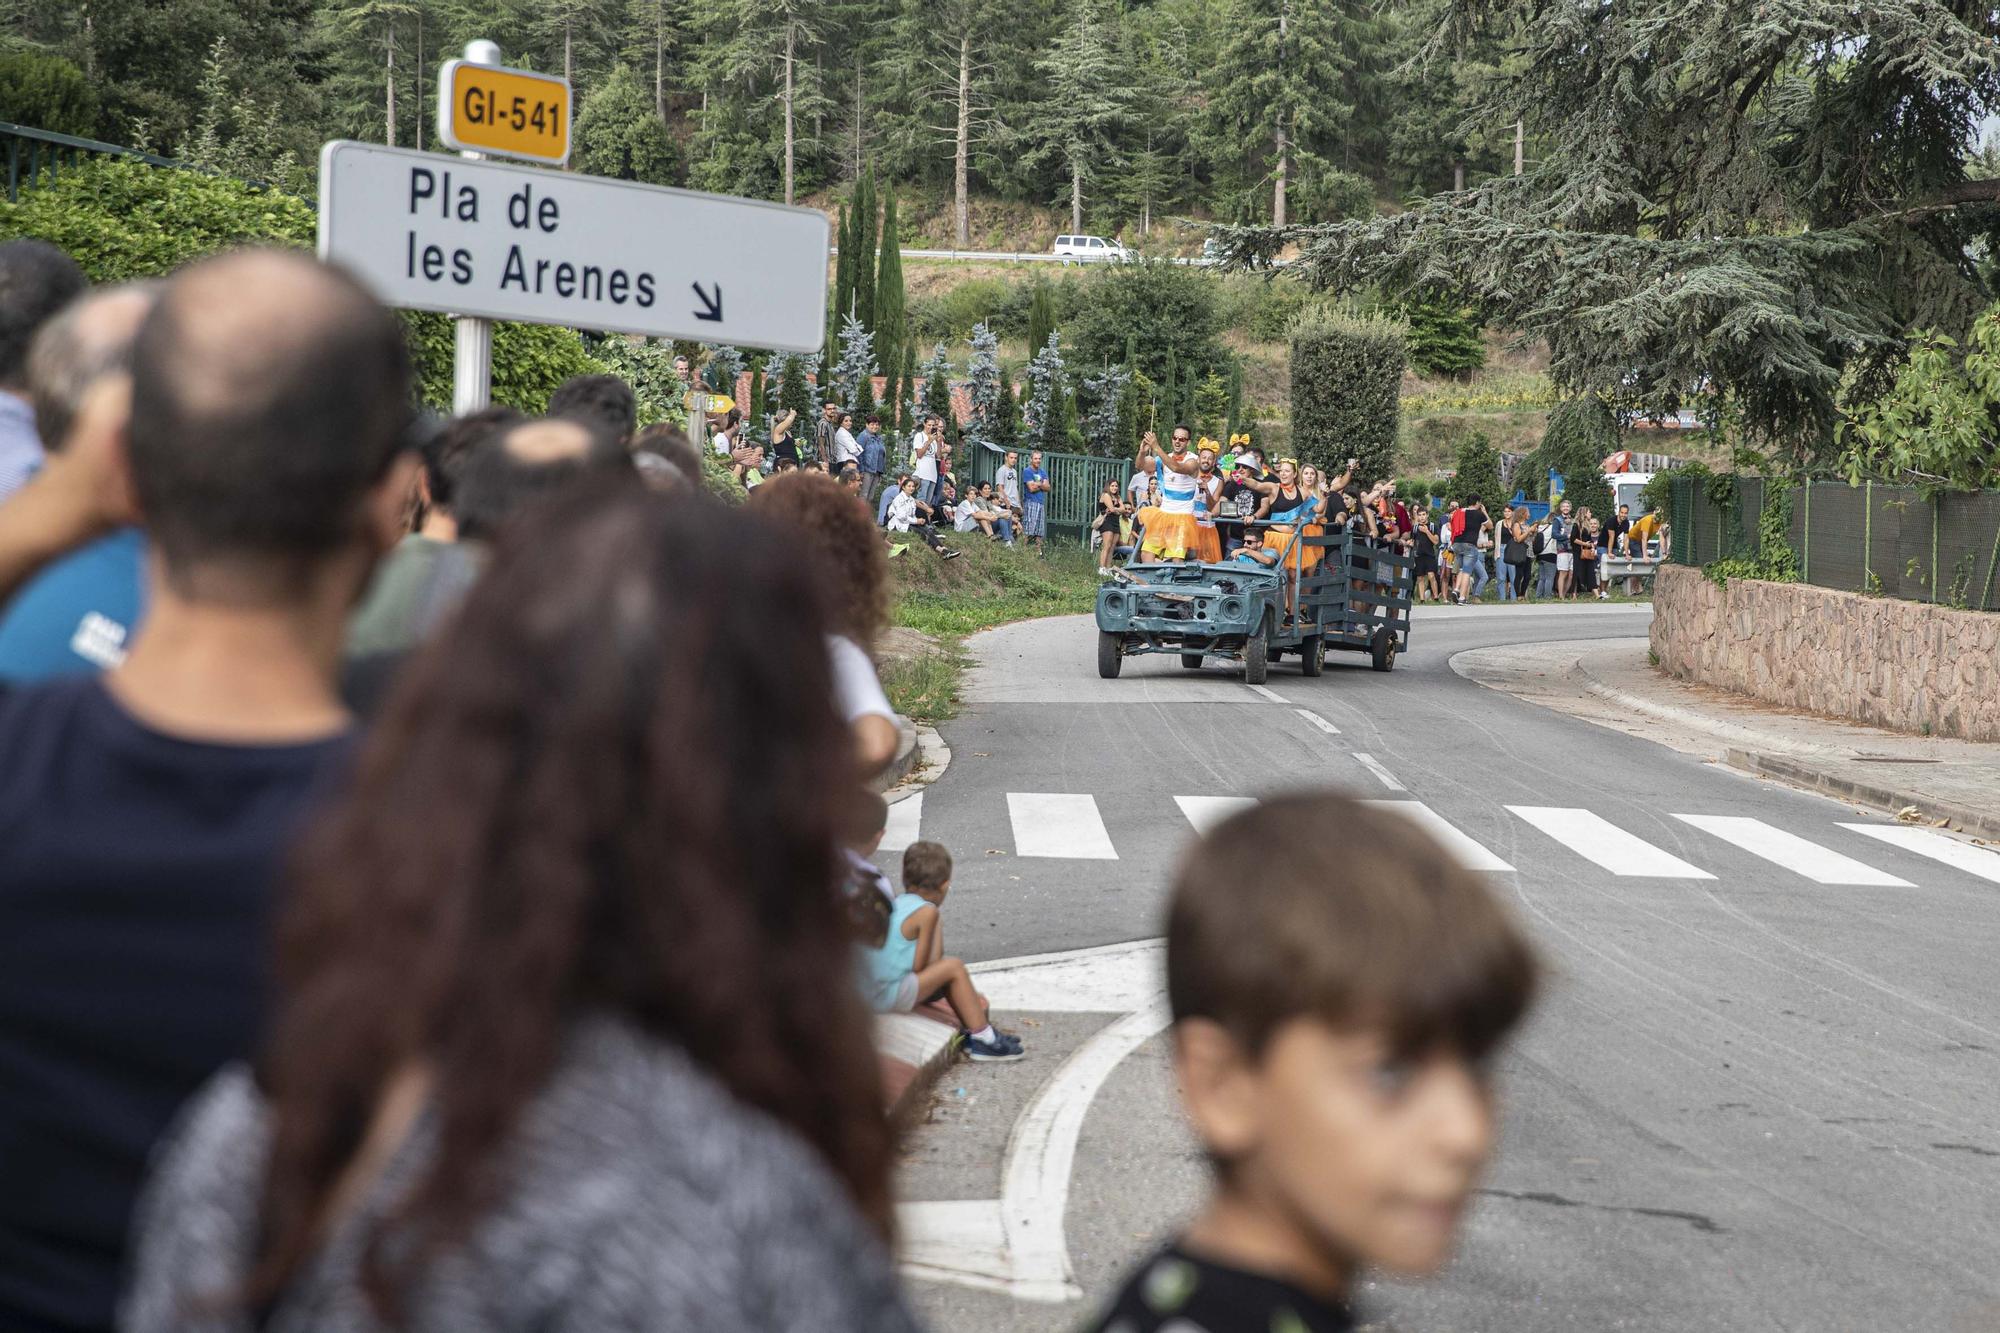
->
[1289, 306, 1405, 484]
[1068, 258, 1227, 390]
[573, 64, 678, 185]
[1450, 431, 1503, 504]
[910, 276, 1014, 344]
[0, 51, 99, 139]
[0, 158, 314, 280]
[401, 313, 610, 414]
[1401, 293, 1486, 378]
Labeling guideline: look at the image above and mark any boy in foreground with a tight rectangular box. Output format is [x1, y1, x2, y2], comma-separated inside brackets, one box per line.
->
[1089, 794, 1538, 1332]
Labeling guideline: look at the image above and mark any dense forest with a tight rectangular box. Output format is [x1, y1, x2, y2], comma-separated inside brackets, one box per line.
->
[0, 0, 1517, 237]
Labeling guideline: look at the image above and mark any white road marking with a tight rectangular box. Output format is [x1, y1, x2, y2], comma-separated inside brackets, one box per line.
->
[1246, 683, 1288, 703]
[1674, 814, 1912, 886]
[1174, 794, 1258, 836]
[880, 791, 923, 853]
[1294, 707, 1341, 734]
[901, 940, 1173, 1301]
[1007, 792, 1118, 860]
[971, 937, 1166, 1013]
[1363, 800, 1514, 872]
[1351, 752, 1407, 792]
[1840, 824, 2000, 885]
[1507, 806, 1717, 879]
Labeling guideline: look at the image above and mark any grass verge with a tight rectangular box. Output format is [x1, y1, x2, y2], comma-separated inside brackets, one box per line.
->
[880, 535, 1101, 723]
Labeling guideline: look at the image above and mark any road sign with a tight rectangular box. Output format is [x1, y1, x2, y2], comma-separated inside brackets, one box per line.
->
[317, 141, 830, 353]
[437, 59, 571, 165]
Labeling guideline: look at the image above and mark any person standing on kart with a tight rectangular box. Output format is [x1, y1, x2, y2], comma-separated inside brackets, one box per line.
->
[1137, 427, 1204, 564]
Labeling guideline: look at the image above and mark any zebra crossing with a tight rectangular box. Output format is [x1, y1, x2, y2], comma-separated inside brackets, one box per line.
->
[880, 789, 2000, 888]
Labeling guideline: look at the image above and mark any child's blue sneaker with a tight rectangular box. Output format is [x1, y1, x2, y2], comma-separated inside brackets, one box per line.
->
[964, 1031, 1025, 1062]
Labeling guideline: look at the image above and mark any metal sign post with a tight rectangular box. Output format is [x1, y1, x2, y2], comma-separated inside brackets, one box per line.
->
[449, 40, 506, 414]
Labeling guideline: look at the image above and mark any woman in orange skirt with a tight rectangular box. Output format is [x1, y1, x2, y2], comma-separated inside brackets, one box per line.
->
[1191, 440, 1224, 563]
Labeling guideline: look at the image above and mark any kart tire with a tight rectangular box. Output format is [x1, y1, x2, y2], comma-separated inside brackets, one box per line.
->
[1300, 634, 1324, 677]
[1098, 631, 1124, 679]
[1370, 628, 1397, 673]
[1244, 617, 1270, 686]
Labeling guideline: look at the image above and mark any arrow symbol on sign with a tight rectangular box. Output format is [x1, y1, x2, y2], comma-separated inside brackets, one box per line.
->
[692, 282, 724, 323]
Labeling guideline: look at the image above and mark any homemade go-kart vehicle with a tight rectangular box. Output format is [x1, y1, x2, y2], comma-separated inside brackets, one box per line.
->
[1093, 521, 1413, 683]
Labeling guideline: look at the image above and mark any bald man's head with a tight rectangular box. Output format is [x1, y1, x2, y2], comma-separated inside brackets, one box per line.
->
[454, 415, 631, 541]
[27, 283, 157, 453]
[126, 251, 411, 590]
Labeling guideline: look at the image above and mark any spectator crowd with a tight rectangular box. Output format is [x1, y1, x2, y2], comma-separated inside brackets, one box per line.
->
[0, 237, 1539, 1333]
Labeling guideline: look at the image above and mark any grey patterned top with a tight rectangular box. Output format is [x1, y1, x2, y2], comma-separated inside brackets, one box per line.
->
[121, 1015, 923, 1333]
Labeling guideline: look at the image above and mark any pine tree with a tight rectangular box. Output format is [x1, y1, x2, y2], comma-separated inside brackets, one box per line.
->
[703, 344, 745, 402]
[874, 189, 906, 385]
[1082, 360, 1132, 456]
[832, 310, 877, 412]
[919, 343, 952, 433]
[1206, 0, 1354, 226]
[773, 351, 821, 422]
[963, 322, 1003, 447]
[1022, 0, 1132, 234]
[1024, 333, 1073, 453]
[1194, 370, 1229, 440]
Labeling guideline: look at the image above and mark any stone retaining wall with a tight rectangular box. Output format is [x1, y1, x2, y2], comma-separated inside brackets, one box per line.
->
[1651, 564, 2000, 742]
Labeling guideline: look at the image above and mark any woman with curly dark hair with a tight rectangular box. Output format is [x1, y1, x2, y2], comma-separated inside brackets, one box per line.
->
[122, 483, 918, 1333]
[748, 470, 902, 777]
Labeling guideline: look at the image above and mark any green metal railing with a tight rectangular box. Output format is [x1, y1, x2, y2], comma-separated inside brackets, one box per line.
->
[961, 444, 1129, 542]
[0, 121, 185, 202]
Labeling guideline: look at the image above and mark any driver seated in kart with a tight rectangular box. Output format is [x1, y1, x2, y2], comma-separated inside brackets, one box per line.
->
[1229, 529, 1280, 569]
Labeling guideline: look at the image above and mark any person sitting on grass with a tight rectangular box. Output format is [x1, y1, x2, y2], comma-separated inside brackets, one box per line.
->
[1086, 794, 1538, 1333]
[884, 476, 961, 558]
[859, 840, 1023, 1062]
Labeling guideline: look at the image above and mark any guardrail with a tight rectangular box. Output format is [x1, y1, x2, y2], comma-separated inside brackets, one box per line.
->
[0, 121, 186, 203]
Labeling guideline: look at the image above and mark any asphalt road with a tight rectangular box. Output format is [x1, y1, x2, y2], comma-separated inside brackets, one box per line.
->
[890, 604, 2000, 1333]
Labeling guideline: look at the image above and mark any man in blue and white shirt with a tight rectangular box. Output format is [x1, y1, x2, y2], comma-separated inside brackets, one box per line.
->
[0, 240, 88, 502]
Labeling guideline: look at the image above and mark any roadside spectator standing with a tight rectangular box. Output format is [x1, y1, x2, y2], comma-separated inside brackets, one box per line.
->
[547, 372, 637, 448]
[0, 283, 156, 681]
[1574, 511, 1603, 600]
[1412, 511, 1441, 602]
[1549, 498, 1575, 599]
[815, 398, 841, 466]
[996, 448, 1022, 520]
[1085, 795, 1536, 1333]
[0, 250, 422, 1333]
[1504, 505, 1534, 600]
[860, 841, 1024, 1061]
[0, 240, 87, 502]
[1534, 512, 1559, 598]
[770, 406, 802, 467]
[713, 406, 744, 457]
[123, 486, 920, 1333]
[1021, 448, 1050, 554]
[856, 413, 887, 503]
[833, 410, 862, 474]
[911, 414, 942, 508]
[1493, 505, 1518, 602]
[1451, 494, 1490, 604]
[1604, 502, 1634, 596]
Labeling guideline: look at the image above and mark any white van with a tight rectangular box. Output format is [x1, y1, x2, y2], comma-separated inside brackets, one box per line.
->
[1051, 234, 1131, 263]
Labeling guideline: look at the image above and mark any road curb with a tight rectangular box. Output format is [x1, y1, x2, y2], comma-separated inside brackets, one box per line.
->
[1723, 749, 2000, 841]
[878, 1009, 960, 1127]
[867, 715, 921, 794]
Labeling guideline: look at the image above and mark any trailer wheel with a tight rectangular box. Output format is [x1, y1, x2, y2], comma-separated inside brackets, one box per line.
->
[1300, 634, 1325, 677]
[1370, 628, 1397, 673]
[1243, 617, 1271, 685]
[1098, 632, 1124, 679]
[1180, 653, 1204, 670]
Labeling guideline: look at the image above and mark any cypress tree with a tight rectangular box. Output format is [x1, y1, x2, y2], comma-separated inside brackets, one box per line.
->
[882, 359, 901, 437]
[831, 202, 853, 360]
[899, 341, 918, 436]
[1027, 282, 1056, 368]
[1162, 347, 1178, 427]
[749, 361, 766, 426]
[854, 169, 878, 346]
[874, 191, 906, 385]
[995, 362, 1021, 445]
[1225, 359, 1244, 438]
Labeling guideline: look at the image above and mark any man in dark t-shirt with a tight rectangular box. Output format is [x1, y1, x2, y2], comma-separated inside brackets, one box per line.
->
[0, 251, 418, 1333]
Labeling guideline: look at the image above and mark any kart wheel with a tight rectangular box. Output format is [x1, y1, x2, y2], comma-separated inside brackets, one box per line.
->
[1180, 653, 1204, 670]
[1370, 629, 1397, 673]
[1098, 631, 1124, 679]
[1300, 634, 1325, 677]
[1243, 617, 1270, 685]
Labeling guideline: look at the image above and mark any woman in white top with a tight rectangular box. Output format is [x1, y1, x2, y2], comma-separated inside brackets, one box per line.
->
[747, 471, 903, 776]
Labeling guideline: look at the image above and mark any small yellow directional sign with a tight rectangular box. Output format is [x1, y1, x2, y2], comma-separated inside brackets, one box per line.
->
[437, 59, 571, 165]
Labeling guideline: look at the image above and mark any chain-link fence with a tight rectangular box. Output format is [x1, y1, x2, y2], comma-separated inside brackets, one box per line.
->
[1669, 477, 2000, 610]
